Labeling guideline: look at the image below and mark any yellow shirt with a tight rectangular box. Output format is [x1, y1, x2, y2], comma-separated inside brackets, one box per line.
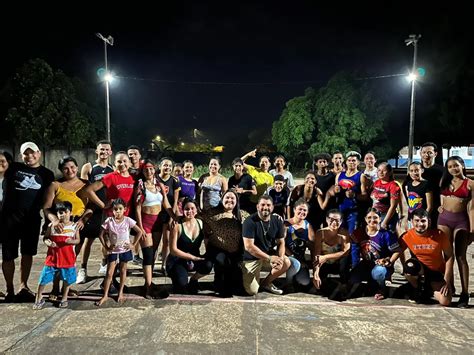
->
[54, 184, 86, 217]
[246, 165, 274, 203]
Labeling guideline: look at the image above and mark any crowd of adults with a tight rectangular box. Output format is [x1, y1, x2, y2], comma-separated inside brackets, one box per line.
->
[0, 140, 472, 308]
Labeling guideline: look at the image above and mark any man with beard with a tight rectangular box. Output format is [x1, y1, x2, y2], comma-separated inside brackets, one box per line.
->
[241, 195, 290, 295]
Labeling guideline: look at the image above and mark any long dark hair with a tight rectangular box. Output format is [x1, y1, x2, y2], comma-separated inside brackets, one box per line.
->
[440, 156, 466, 191]
[219, 189, 242, 223]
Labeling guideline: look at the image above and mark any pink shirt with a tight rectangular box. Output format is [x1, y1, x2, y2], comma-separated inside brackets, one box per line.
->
[101, 216, 136, 254]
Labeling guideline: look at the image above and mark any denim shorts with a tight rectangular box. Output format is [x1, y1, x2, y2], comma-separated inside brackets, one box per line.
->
[107, 250, 133, 263]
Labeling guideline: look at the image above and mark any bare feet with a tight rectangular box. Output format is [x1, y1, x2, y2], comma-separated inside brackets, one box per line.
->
[95, 296, 108, 306]
[117, 293, 125, 304]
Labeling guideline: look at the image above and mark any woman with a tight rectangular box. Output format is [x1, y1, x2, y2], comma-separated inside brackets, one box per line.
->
[269, 155, 295, 190]
[167, 198, 213, 294]
[288, 171, 324, 229]
[285, 199, 315, 292]
[228, 158, 257, 213]
[438, 156, 474, 308]
[404, 161, 433, 222]
[350, 208, 401, 300]
[201, 190, 244, 297]
[198, 157, 228, 210]
[178, 160, 198, 200]
[370, 162, 402, 232]
[312, 209, 350, 299]
[0, 151, 13, 212]
[135, 160, 175, 298]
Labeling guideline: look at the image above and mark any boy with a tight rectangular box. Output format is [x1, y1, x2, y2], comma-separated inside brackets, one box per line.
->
[33, 202, 80, 309]
[266, 175, 289, 218]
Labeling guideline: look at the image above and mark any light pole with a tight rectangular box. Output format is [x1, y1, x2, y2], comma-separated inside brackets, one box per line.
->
[405, 34, 421, 167]
[96, 33, 114, 142]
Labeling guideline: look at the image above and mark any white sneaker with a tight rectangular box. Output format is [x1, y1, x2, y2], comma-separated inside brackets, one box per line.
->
[98, 263, 107, 276]
[262, 283, 283, 295]
[77, 268, 87, 284]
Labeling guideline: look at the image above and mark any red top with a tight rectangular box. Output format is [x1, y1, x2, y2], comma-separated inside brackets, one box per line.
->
[441, 178, 470, 199]
[102, 171, 135, 216]
[401, 229, 450, 273]
[45, 224, 78, 268]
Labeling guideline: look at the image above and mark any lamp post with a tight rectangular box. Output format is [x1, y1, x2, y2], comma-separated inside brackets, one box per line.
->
[405, 34, 421, 167]
[96, 33, 114, 142]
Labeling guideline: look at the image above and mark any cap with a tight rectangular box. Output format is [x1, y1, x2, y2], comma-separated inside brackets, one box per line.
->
[345, 150, 361, 160]
[20, 142, 40, 154]
[274, 174, 286, 182]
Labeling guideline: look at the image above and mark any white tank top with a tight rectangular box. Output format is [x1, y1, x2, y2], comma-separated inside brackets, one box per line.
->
[143, 188, 163, 207]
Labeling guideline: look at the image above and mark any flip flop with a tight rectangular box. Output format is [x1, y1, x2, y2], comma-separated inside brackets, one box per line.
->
[58, 300, 69, 308]
[49, 294, 58, 302]
[33, 299, 46, 310]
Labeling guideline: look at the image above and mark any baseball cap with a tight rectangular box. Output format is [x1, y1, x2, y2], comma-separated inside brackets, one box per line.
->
[20, 142, 40, 154]
[274, 174, 286, 182]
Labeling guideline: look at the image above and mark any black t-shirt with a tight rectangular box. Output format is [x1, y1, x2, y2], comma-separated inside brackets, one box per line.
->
[157, 175, 180, 206]
[228, 173, 255, 211]
[267, 188, 289, 218]
[422, 164, 443, 208]
[406, 180, 431, 217]
[3, 162, 54, 213]
[243, 213, 284, 260]
[288, 185, 321, 226]
[316, 172, 336, 195]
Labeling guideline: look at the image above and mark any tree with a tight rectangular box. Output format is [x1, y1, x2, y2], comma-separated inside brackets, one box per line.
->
[272, 88, 316, 157]
[5, 58, 99, 150]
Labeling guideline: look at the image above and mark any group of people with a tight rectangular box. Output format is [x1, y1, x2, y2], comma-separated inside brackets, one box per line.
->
[0, 141, 472, 309]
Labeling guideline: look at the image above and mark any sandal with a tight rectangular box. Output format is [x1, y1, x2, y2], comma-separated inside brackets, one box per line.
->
[33, 299, 46, 310]
[374, 293, 385, 301]
[49, 294, 58, 302]
[58, 300, 69, 308]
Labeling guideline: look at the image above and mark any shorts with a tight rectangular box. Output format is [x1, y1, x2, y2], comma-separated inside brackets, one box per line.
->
[1, 210, 42, 261]
[437, 210, 469, 231]
[142, 212, 161, 233]
[80, 212, 104, 240]
[158, 210, 171, 224]
[241, 258, 272, 295]
[107, 250, 133, 263]
[38, 266, 77, 285]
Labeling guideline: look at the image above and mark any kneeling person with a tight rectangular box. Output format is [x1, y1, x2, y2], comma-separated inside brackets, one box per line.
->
[398, 209, 453, 306]
[242, 195, 290, 295]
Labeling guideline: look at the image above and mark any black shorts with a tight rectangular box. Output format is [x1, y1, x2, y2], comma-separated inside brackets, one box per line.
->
[1, 210, 42, 261]
[158, 210, 171, 224]
[80, 212, 104, 240]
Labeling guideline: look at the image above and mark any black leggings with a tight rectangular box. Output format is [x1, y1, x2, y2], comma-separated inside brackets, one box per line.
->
[167, 259, 213, 293]
[206, 246, 243, 296]
[319, 256, 350, 284]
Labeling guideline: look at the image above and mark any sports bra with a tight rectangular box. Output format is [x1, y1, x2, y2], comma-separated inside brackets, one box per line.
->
[441, 178, 470, 199]
[142, 188, 163, 207]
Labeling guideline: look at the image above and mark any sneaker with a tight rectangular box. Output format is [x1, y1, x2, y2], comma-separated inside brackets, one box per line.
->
[77, 268, 87, 284]
[132, 255, 143, 265]
[261, 283, 283, 295]
[98, 263, 107, 276]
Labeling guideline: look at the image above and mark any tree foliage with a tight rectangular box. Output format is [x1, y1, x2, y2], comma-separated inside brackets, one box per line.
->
[5, 58, 100, 150]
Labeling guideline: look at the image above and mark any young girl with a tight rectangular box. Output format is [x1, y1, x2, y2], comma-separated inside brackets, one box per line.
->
[96, 198, 143, 306]
[33, 202, 80, 310]
[404, 162, 433, 223]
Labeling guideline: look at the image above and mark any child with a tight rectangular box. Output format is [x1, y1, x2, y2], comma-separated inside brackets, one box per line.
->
[266, 175, 289, 218]
[33, 202, 80, 310]
[96, 198, 142, 306]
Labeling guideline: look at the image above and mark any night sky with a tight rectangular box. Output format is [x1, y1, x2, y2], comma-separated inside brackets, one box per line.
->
[0, 3, 468, 154]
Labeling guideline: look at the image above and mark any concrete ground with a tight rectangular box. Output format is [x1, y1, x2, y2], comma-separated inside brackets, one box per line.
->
[0, 239, 473, 354]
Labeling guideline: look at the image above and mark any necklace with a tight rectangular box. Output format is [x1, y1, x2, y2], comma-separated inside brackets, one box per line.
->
[260, 220, 271, 237]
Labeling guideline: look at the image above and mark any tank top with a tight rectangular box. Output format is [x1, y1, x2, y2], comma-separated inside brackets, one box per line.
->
[89, 162, 114, 203]
[143, 187, 163, 207]
[54, 184, 86, 217]
[201, 176, 223, 209]
[45, 222, 78, 268]
[178, 175, 197, 200]
[321, 230, 343, 264]
[177, 219, 204, 257]
[285, 220, 310, 260]
[441, 178, 470, 199]
[337, 171, 362, 211]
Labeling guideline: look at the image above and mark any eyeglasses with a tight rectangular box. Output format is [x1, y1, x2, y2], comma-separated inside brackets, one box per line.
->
[327, 218, 342, 224]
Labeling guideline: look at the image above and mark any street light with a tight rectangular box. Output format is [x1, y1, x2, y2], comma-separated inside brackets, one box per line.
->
[96, 33, 114, 142]
[405, 34, 421, 167]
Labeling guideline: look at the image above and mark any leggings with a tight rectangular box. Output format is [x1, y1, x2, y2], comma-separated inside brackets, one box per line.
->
[167, 259, 213, 293]
[287, 256, 312, 290]
[206, 245, 243, 295]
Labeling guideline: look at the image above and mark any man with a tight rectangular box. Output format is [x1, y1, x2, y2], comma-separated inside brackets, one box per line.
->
[127, 145, 144, 265]
[420, 142, 443, 221]
[330, 151, 345, 174]
[1, 142, 54, 302]
[398, 209, 453, 306]
[313, 153, 336, 195]
[242, 195, 290, 295]
[77, 140, 113, 283]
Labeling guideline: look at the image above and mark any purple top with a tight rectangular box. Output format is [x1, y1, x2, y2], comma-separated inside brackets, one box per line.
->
[178, 176, 197, 200]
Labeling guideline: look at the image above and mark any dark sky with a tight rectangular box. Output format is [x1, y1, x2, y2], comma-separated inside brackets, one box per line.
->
[0, 3, 465, 152]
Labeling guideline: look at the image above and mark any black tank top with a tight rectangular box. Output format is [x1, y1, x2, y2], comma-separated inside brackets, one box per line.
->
[89, 162, 114, 203]
[177, 219, 204, 257]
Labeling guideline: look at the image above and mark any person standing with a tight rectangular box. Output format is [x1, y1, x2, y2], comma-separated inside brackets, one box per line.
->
[420, 142, 443, 221]
[1, 142, 54, 302]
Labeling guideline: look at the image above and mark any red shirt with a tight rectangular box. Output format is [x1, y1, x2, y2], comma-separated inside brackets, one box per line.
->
[401, 229, 450, 273]
[370, 180, 400, 213]
[102, 172, 135, 216]
[45, 224, 78, 268]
